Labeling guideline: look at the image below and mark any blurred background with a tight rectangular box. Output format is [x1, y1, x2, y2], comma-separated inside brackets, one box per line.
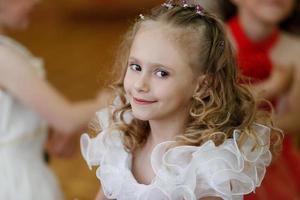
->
[7, 0, 300, 199]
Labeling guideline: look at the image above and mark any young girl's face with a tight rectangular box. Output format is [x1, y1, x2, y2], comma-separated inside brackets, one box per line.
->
[0, 0, 40, 30]
[124, 24, 200, 122]
[233, 0, 295, 25]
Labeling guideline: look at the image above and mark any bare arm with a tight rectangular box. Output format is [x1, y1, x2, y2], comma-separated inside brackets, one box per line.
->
[275, 60, 300, 133]
[0, 46, 100, 134]
[253, 64, 293, 100]
[200, 197, 223, 200]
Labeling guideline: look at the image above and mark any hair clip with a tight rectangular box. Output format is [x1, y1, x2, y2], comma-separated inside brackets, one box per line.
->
[218, 40, 225, 51]
[162, 0, 174, 9]
[195, 4, 205, 16]
[219, 40, 225, 47]
[182, 0, 189, 8]
[139, 14, 145, 20]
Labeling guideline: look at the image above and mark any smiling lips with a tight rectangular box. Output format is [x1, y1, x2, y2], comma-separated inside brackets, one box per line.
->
[133, 97, 157, 105]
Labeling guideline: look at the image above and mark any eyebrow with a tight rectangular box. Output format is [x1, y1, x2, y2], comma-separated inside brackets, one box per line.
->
[128, 56, 175, 72]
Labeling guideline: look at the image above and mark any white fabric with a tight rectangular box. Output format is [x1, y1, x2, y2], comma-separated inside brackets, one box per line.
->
[0, 35, 63, 200]
[81, 108, 272, 200]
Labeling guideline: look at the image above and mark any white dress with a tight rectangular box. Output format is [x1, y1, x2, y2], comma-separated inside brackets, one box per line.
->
[0, 35, 63, 200]
[81, 108, 273, 200]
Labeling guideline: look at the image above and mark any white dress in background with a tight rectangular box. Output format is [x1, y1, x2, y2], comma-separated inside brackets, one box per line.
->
[0, 35, 63, 200]
[81, 108, 274, 200]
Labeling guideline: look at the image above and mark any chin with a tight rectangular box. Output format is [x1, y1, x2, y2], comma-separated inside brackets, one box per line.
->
[131, 111, 150, 121]
[259, 11, 288, 25]
[258, 16, 281, 26]
[131, 108, 161, 121]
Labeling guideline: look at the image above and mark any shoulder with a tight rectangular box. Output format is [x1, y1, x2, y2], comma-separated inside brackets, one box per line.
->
[0, 44, 20, 60]
[81, 106, 129, 168]
[280, 31, 300, 44]
[275, 32, 300, 59]
[281, 33, 300, 74]
[0, 44, 32, 72]
[0, 44, 37, 89]
[271, 31, 300, 74]
[151, 124, 272, 199]
[197, 124, 272, 197]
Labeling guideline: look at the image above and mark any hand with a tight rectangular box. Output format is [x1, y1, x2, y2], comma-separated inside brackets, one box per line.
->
[96, 88, 114, 108]
[273, 64, 294, 92]
[45, 128, 78, 158]
[253, 64, 294, 100]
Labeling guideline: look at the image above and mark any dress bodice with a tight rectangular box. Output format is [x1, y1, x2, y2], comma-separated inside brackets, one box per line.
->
[228, 16, 279, 82]
[0, 35, 63, 200]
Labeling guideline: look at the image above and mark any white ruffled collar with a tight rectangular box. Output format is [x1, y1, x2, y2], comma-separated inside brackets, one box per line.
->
[81, 121, 272, 200]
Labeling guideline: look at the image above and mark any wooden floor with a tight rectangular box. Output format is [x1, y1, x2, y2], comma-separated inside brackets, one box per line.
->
[10, 2, 135, 200]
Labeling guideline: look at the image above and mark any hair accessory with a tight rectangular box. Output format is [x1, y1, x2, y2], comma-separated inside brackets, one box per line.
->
[195, 4, 205, 16]
[162, 0, 174, 9]
[161, 0, 206, 16]
[219, 40, 225, 48]
[182, 0, 189, 8]
[139, 14, 145, 20]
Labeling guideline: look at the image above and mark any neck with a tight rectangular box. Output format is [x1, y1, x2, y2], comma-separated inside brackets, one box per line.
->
[147, 111, 189, 146]
[238, 9, 278, 42]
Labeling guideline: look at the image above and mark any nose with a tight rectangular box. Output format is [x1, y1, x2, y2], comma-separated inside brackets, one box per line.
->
[134, 74, 149, 93]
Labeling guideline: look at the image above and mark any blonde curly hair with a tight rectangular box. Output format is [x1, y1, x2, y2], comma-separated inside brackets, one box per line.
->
[93, 4, 282, 159]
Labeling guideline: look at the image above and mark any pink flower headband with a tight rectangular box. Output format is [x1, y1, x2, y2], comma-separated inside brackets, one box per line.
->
[139, 0, 206, 20]
[162, 0, 205, 16]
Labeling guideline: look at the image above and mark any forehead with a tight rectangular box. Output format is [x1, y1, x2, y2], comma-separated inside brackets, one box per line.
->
[130, 21, 200, 69]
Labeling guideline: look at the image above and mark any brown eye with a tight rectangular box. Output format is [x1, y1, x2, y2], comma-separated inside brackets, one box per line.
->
[129, 64, 142, 71]
[155, 70, 169, 78]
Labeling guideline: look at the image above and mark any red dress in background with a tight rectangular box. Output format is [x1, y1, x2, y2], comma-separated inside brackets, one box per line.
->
[228, 16, 300, 200]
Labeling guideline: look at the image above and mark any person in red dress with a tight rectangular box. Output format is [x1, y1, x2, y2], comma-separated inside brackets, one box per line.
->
[221, 0, 300, 199]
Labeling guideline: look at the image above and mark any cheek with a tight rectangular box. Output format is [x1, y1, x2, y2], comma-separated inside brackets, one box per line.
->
[1, 6, 15, 19]
[12, 1, 36, 18]
[244, 0, 267, 12]
[156, 81, 194, 103]
[123, 70, 133, 94]
[5, 6, 26, 22]
[152, 81, 174, 97]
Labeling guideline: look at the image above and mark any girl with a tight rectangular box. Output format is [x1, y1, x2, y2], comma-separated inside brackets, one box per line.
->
[0, 0, 105, 199]
[222, 0, 300, 198]
[81, 1, 282, 199]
